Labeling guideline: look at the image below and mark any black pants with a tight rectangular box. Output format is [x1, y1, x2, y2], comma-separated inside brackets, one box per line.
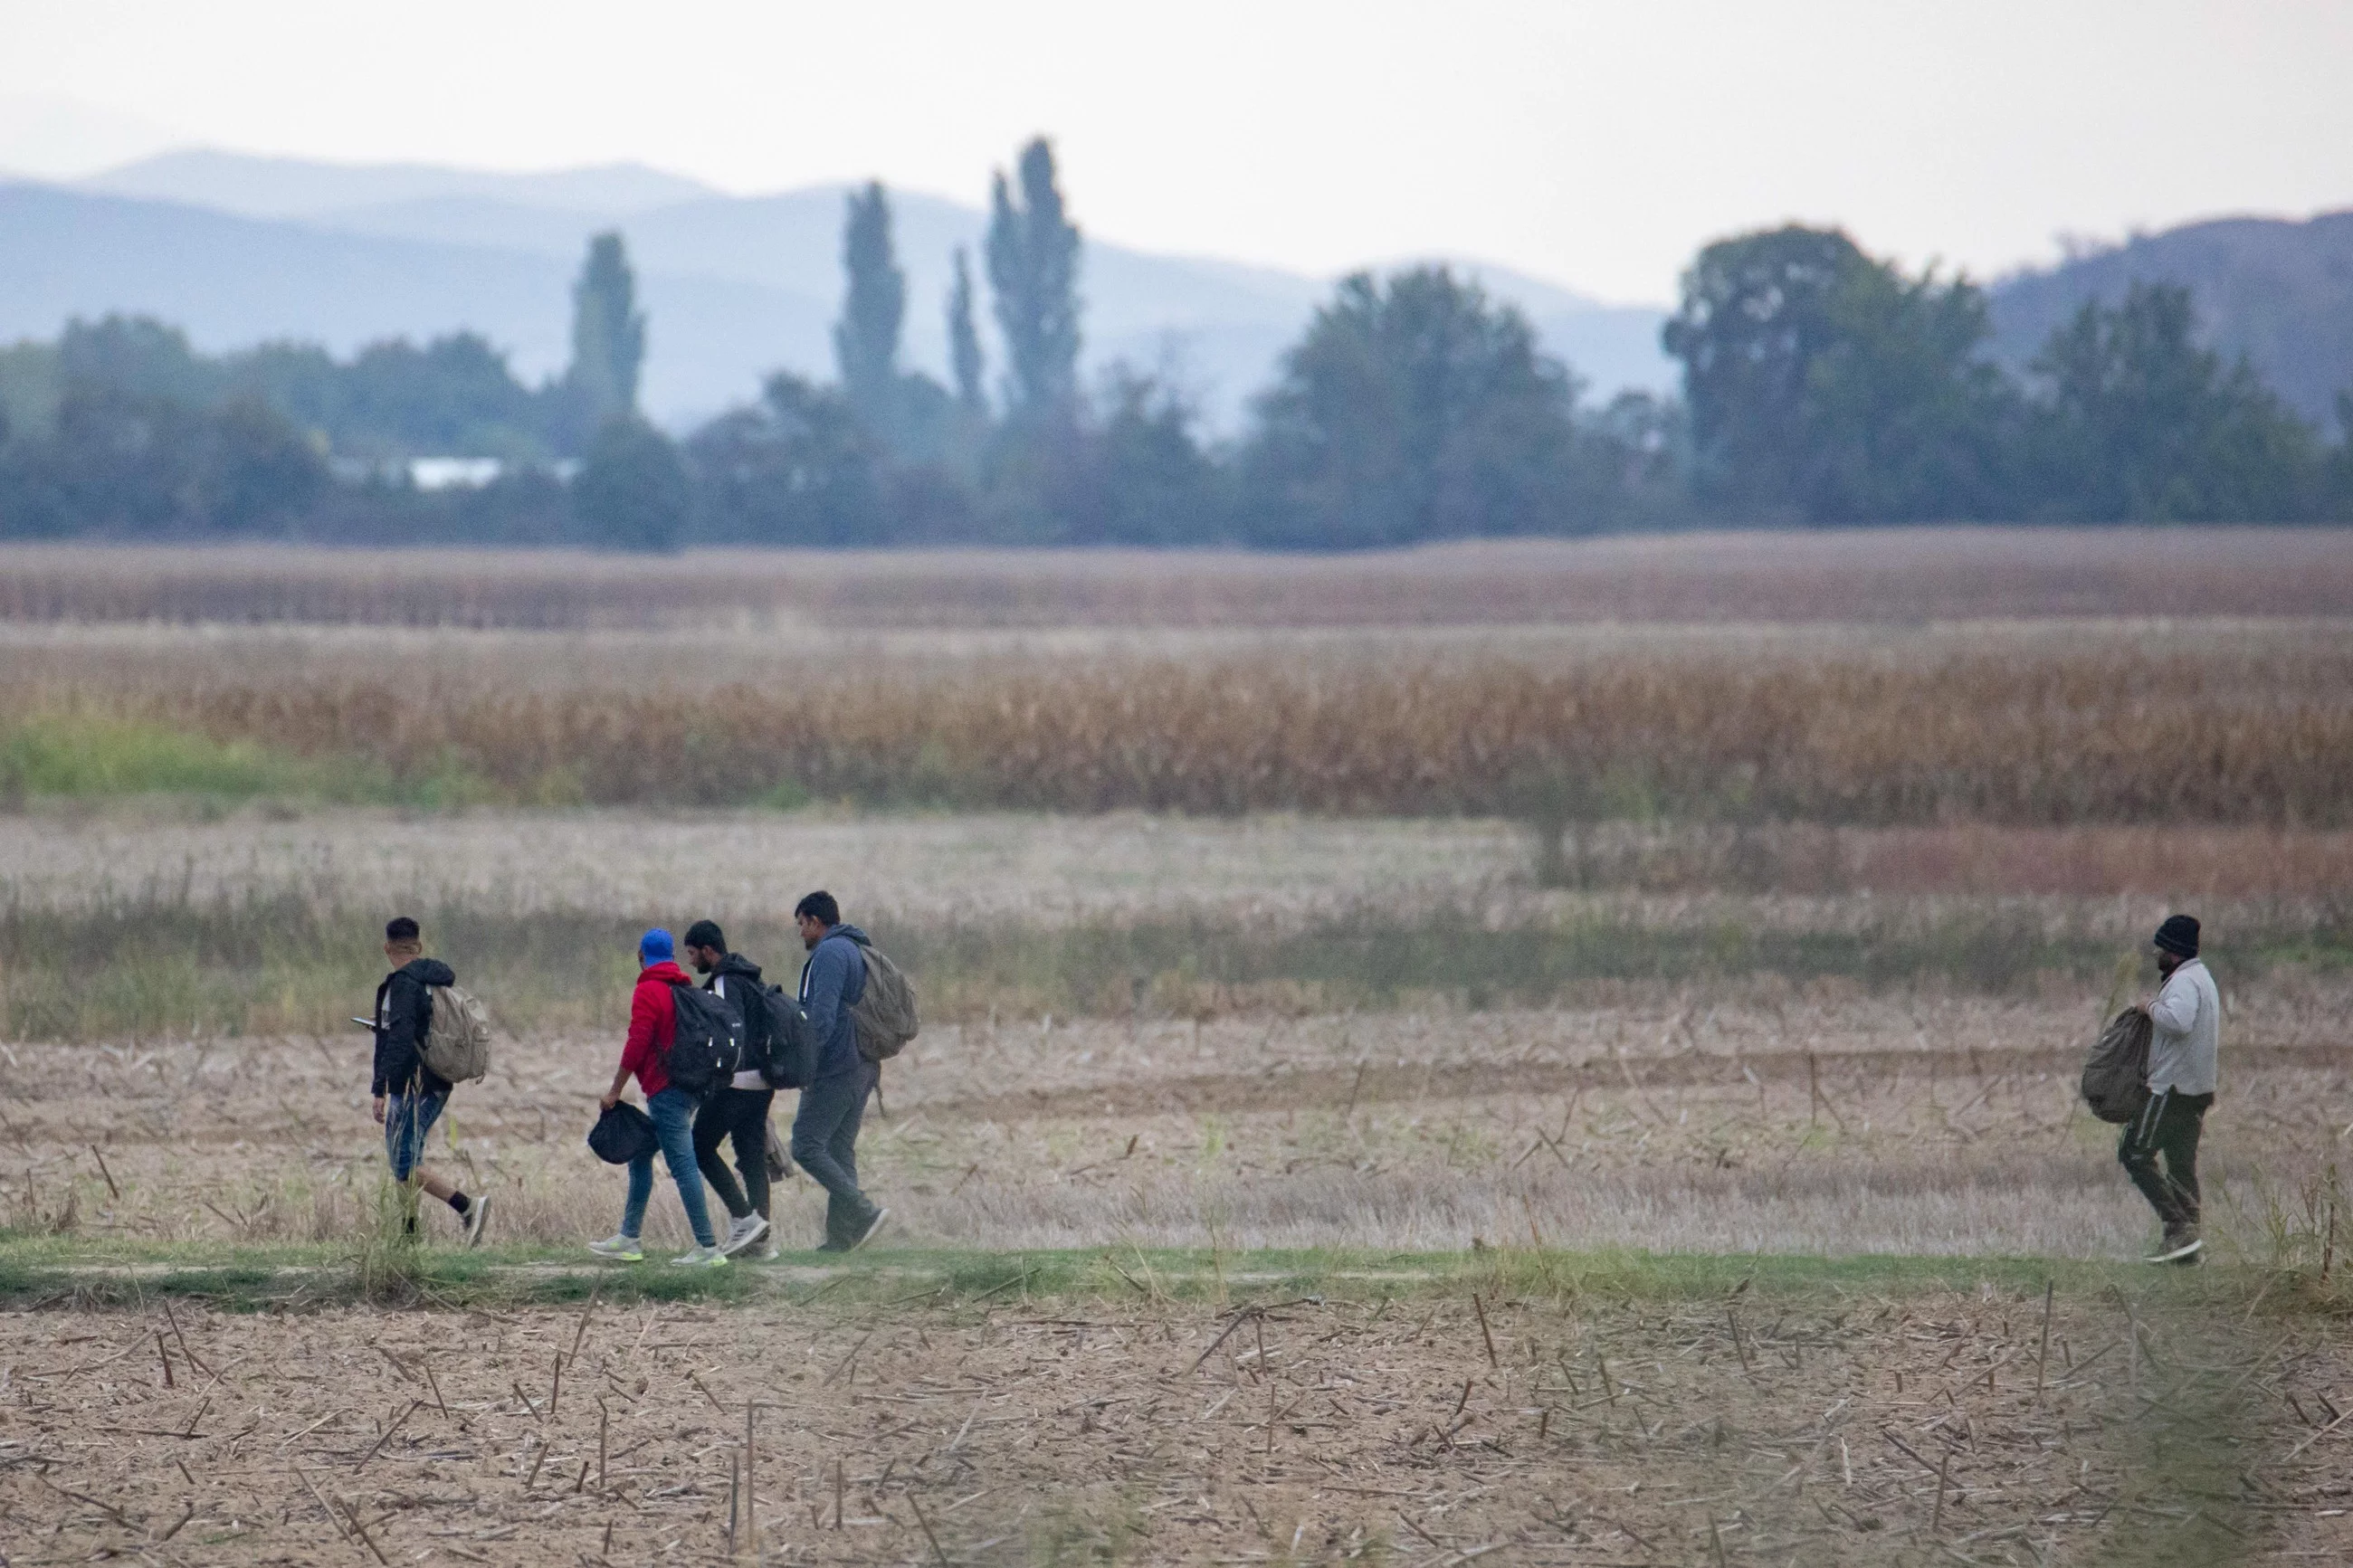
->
[2120, 1088, 2213, 1229]
[792, 1059, 879, 1245]
[693, 1086, 775, 1222]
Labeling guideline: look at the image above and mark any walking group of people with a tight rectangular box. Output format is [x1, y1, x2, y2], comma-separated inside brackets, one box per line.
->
[370, 897, 2226, 1268]
[368, 891, 889, 1267]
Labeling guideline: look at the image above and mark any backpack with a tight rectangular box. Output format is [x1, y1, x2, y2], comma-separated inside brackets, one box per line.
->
[746, 984, 819, 1090]
[419, 984, 494, 1084]
[2081, 1006, 2153, 1124]
[662, 980, 744, 1097]
[848, 941, 919, 1062]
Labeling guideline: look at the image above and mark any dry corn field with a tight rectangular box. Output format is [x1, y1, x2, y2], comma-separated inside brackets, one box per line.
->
[7, 532, 2353, 1563]
[6, 619, 2353, 822]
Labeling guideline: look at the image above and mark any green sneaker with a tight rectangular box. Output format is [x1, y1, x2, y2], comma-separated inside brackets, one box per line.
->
[588, 1233, 643, 1262]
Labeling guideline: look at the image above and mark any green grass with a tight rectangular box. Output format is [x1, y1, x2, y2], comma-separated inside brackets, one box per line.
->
[0, 713, 478, 807]
[0, 1235, 2286, 1315]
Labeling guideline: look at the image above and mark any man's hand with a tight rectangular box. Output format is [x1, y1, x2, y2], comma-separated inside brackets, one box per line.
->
[600, 1090, 621, 1113]
[372, 1095, 387, 1125]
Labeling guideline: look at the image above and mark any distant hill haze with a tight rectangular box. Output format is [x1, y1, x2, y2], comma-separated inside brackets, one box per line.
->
[1987, 210, 2353, 427]
[0, 150, 1673, 432]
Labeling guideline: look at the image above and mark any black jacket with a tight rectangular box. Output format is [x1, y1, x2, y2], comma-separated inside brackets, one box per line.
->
[703, 952, 767, 1074]
[372, 957, 456, 1097]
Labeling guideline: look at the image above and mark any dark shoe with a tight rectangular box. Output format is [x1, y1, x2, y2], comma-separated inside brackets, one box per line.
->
[815, 1238, 851, 1253]
[847, 1206, 891, 1252]
[2147, 1226, 2203, 1264]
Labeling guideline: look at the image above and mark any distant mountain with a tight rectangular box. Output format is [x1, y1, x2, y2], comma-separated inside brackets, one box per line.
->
[83, 148, 720, 218]
[1, 149, 1674, 432]
[1988, 210, 2353, 427]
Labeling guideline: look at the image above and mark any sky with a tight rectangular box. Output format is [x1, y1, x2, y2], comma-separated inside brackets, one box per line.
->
[4, 0, 2351, 304]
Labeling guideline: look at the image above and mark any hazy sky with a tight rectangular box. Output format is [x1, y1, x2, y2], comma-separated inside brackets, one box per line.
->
[5, 0, 2350, 303]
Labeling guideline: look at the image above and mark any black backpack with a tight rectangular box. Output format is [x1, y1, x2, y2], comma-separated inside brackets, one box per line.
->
[2081, 1006, 2153, 1124]
[663, 980, 744, 1097]
[745, 983, 819, 1090]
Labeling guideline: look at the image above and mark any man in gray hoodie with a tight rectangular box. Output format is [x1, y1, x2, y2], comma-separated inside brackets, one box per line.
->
[790, 891, 888, 1252]
[2124, 913, 2220, 1264]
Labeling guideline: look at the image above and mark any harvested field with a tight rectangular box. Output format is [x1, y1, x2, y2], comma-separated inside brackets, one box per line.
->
[5, 527, 2352, 628]
[4, 1270, 2350, 1565]
[7, 984, 2349, 1259]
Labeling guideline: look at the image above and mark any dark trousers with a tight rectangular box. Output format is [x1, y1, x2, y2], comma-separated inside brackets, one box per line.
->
[693, 1086, 775, 1222]
[791, 1059, 879, 1244]
[2120, 1088, 2213, 1229]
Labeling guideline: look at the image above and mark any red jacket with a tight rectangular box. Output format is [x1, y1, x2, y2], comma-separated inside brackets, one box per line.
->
[620, 961, 688, 1097]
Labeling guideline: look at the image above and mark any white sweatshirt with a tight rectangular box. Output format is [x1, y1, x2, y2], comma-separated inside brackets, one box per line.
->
[2148, 957, 2220, 1096]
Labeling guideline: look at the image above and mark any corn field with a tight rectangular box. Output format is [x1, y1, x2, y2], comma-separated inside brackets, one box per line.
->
[5, 640, 2319, 823]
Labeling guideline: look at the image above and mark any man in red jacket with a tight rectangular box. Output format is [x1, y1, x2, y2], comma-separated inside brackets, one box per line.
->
[588, 929, 727, 1266]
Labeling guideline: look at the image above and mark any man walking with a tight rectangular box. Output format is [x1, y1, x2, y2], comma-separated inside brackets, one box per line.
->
[589, 928, 729, 1267]
[2124, 914, 2221, 1264]
[683, 919, 776, 1259]
[790, 892, 888, 1252]
[370, 917, 488, 1245]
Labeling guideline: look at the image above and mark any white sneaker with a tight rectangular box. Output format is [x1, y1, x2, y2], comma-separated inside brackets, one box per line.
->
[720, 1213, 771, 1258]
[461, 1195, 491, 1249]
[587, 1233, 643, 1262]
[671, 1244, 731, 1268]
[757, 1242, 780, 1260]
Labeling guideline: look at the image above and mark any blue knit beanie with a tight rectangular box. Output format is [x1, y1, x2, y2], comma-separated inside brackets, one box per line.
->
[639, 927, 674, 963]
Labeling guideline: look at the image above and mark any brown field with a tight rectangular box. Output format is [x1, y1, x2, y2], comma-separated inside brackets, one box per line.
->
[9, 1276, 2351, 1566]
[8, 533, 2353, 1563]
[5, 527, 2353, 628]
[6, 984, 2353, 1564]
[6, 619, 2352, 823]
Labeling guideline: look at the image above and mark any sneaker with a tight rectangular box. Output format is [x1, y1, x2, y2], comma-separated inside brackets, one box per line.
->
[757, 1241, 780, 1260]
[720, 1213, 770, 1258]
[461, 1195, 491, 1250]
[846, 1206, 891, 1253]
[2147, 1227, 2204, 1265]
[672, 1244, 731, 1268]
[587, 1232, 643, 1262]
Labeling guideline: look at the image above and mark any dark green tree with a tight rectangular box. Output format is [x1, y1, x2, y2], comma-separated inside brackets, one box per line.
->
[564, 233, 646, 438]
[2029, 281, 2320, 520]
[1662, 225, 2014, 519]
[833, 183, 907, 435]
[1241, 267, 1612, 547]
[986, 138, 1082, 421]
[685, 372, 886, 545]
[947, 246, 986, 417]
[573, 416, 688, 551]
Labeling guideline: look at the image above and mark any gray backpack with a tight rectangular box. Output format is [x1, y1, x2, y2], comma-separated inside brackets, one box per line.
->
[420, 984, 494, 1084]
[848, 942, 919, 1062]
[2080, 1006, 2152, 1124]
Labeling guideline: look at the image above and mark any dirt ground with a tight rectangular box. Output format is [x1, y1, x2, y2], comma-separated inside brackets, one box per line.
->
[7, 1277, 2353, 1567]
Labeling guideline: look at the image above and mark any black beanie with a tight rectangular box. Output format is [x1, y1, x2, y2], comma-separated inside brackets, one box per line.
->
[2154, 914, 2199, 957]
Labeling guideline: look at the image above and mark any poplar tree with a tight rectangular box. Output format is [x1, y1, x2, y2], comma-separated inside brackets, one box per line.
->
[985, 138, 1081, 420]
[565, 232, 645, 428]
[833, 182, 907, 438]
[947, 246, 986, 416]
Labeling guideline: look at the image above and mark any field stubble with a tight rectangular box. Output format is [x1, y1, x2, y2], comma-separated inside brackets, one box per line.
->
[12, 1273, 2348, 1566]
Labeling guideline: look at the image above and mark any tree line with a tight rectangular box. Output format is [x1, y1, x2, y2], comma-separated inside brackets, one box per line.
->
[2, 140, 2350, 546]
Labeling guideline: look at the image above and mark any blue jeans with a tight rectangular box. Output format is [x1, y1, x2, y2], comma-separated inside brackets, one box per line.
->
[791, 1059, 880, 1246]
[622, 1087, 717, 1248]
[384, 1089, 448, 1182]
